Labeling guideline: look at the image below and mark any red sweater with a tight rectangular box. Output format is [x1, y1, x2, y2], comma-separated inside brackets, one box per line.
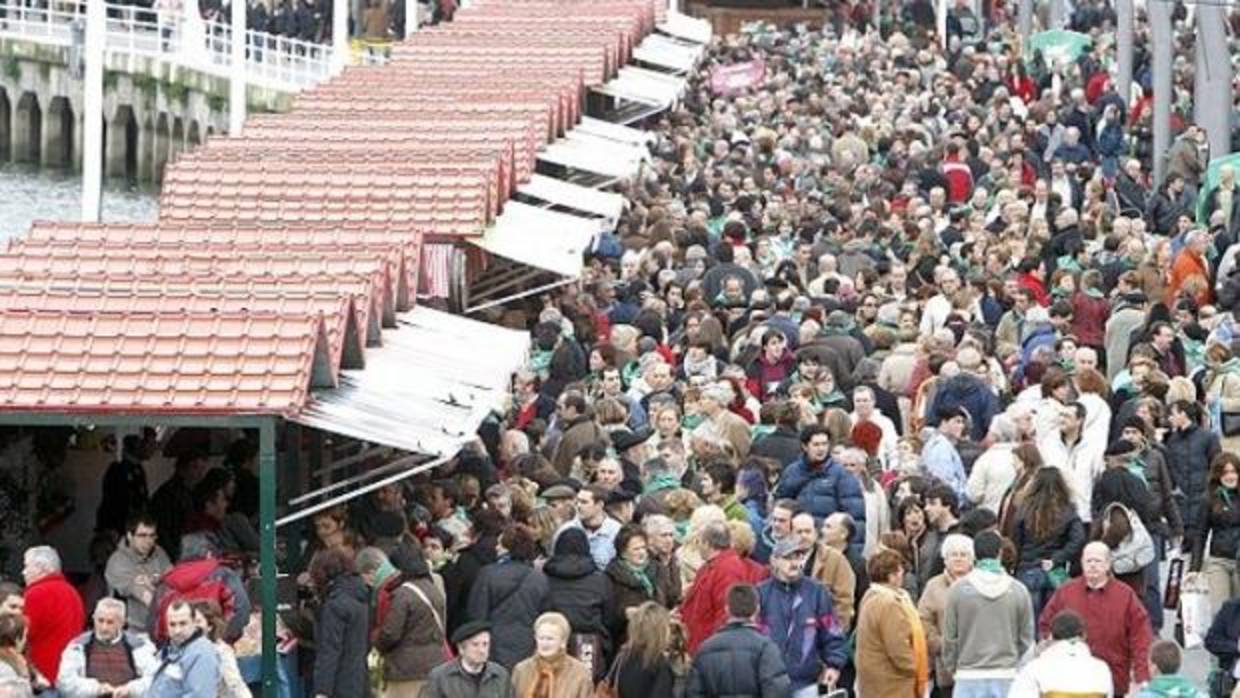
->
[25, 573, 85, 685]
[1038, 577, 1152, 695]
[681, 549, 768, 654]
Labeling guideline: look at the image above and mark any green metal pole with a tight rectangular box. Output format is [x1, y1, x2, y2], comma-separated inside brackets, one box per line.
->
[259, 419, 278, 693]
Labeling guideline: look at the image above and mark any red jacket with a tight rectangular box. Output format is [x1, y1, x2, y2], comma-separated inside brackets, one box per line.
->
[1016, 272, 1050, 307]
[681, 549, 767, 654]
[1070, 291, 1110, 348]
[941, 158, 974, 204]
[1038, 577, 1152, 695]
[24, 573, 84, 686]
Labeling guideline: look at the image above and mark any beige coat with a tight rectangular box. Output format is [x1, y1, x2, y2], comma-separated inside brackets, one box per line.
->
[510, 654, 593, 698]
[1208, 369, 1240, 453]
[916, 573, 957, 689]
[812, 545, 857, 632]
[855, 584, 926, 698]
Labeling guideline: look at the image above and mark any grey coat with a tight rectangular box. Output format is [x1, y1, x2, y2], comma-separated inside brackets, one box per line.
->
[419, 660, 515, 698]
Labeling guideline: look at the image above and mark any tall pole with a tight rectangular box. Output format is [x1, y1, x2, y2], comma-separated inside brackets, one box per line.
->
[1150, 0, 1172, 187]
[1115, 0, 1133, 107]
[404, 0, 418, 36]
[1047, 0, 1063, 30]
[229, 0, 246, 136]
[80, 0, 105, 222]
[1195, 4, 1232, 159]
[258, 419, 278, 693]
[936, 0, 948, 50]
[1018, 0, 1033, 47]
[332, 0, 348, 73]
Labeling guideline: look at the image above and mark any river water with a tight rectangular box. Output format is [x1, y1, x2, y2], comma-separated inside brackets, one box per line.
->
[0, 163, 159, 240]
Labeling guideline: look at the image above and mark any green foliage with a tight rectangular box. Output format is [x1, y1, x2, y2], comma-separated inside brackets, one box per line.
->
[103, 70, 119, 91]
[207, 93, 226, 112]
[2, 56, 20, 83]
[165, 80, 189, 106]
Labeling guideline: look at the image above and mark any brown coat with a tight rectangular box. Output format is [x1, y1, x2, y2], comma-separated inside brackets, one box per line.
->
[551, 416, 607, 476]
[812, 544, 857, 632]
[916, 573, 956, 689]
[855, 584, 924, 698]
[374, 577, 447, 681]
[709, 410, 752, 461]
[510, 654, 594, 698]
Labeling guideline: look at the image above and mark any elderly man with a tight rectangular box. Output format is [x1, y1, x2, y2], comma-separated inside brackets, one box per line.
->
[146, 601, 219, 698]
[1168, 229, 1213, 307]
[24, 545, 85, 689]
[1039, 542, 1153, 696]
[682, 522, 767, 654]
[758, 539, 847, 697]
[422, 621, 514, 698]
[58, 599, 158, 698]
[695, 382, 752, 460]
[104, 514, 171, 632]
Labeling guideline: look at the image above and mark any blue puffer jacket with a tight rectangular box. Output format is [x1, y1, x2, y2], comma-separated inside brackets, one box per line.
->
[928, 373, 1000, 442]
[773, 458, 866, 556]
[757, 577, 847, 689]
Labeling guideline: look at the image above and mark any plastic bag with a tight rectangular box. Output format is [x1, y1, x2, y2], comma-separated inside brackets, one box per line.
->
[1180, 577, 1212, 649]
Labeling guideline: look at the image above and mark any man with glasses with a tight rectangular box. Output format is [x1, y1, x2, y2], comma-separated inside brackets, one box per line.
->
[104, 514, 171, 632]
[757, 538, 847, 698]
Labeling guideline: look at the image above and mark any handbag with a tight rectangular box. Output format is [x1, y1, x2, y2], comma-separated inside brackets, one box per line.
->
[594, 649, 623, 698]
[402, 581, 454, 661]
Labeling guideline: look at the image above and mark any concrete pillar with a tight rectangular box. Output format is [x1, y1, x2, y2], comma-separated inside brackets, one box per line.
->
[0, 89, 10, 163]
[138, 118, 155, 183]
[1150, 0, 1172, 187]
[1115, 0, 1133, 107]
[105, 107, 131, 178]
[1018, 0, 1033, 46]
[153, 112, 170, 182]
[14, 93, 42, 164]
[171, 116, 185, 159]
[41, 97, 73, 169]
[81, 0, 105, 219]
[333, 0, 348, 73]
[1047, 0, 1064, 30]
[1195, 5, 1232, 160]
[229, 0, 246, 136]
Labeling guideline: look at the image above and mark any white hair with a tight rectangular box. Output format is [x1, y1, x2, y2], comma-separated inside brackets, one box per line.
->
[94, 598, 127, 620]
[940, 533, 976, 561]
[24, 546, 60, 574]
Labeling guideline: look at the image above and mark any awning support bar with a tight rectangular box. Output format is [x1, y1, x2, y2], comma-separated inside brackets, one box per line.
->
[289, 451, 424, 506]
[466, 277, 577, 314]
[276, 454, 454, 527]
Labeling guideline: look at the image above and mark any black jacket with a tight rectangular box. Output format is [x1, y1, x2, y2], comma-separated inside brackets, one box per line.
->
[1164, 425, 1222, 539]
[1091, 467, 1157, 529]
[751, 427, 802, 468]
[686, 621, 791, 698]
[313, 573, 371, 698]
[604, 558, 675, 644]
[1206, 598, 1240, 670]
[542, 550, 611, 641]
[613, 652, 677, 698]
[466, 559, 549, 669]
[1192, 487, 1240, 571]
[1014, 509, 1087, 571]
[443, 535, 497, 637]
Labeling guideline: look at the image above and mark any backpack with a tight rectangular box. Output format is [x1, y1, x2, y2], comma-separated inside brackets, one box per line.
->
[150, 559, 235, 643]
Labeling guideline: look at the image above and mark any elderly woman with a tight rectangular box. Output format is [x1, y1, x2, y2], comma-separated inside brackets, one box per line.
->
[1206, 343, 1240, 454]
[855, 548, 930, 698]
[917, 534, 975, 695]
[967, 414, 1020, 513]
[511, 612, 594, 698]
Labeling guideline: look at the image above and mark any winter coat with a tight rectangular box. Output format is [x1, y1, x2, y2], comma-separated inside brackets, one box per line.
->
[552, 416, 608, 476]
[757, 576, 847, 689]
[466, 559, 549, 669]
[1008, 639, 1113, 698]
[855, 583, 927, 698]
[1038, 577, 1152, 696]
[1136, 446, 1185, 538]
[421, 660, 515, 698]
[57, 631, 159, 698]
[374, 577, 447, 681]
[942, 568, 1035, 680]
[967, 443, 1018, 513]
[145, 633, 219, 698]
[1013, 509, 1086, 571]
[1206, 597, 1240, 671]
[686, 622, 791, 698]
[542, 543, 611, 646]
[927, 373, 1000, 442]
[747, 351, 797, 401]
[313, 573, 371, 698]
[773, 457, 866, 556]
[681, 549, 768, 654]
[921, 431, 968, 504]
[24, 572, 85, 687]
[148, 558, 251, 644]
[1135, 674, 1208, 697]
[1091, 466, 1158, 530]
[1207, 366, 1240, 454]
[810, 544, 857, 632]
[511, 654, 594, 698]
[443, 536, 497, 638]
[1191, 486, 1240, 572]
[104, 541, 171, 632]
[750, 427, 802, 468]
[1105, 303, 1148, 382]
[1168, 249, 1212, 307]
[604, 558, 674, 643]
[917, 572, 956, 688]
[1070, 291, 1110, 348]
[612, 652, 676, 698]
[1207, 185, 1240, 238]
[1164, 425, 1221, 539]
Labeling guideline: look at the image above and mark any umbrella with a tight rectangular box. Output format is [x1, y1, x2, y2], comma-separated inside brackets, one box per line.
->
[1195, 152, 1240, 225]
[1026, 30, 1091, 67]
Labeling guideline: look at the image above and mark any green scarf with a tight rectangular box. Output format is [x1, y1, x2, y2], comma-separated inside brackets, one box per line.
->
[751, 424, 776, 441]
[975, 558, 1004, 574]
[623, 561, 654, 597]
[369, 559, 399, 606]
[644, 473, 681, 494]
[529, 350, 553, 377]
[682, 413, 706, 431]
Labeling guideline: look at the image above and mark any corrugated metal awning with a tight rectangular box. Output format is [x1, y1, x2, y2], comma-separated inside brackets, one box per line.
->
[658, 12, 712, 44]
[633, 35, 704, 73]
[539, 136, 648, 179]
[577, 116, 654, 146]
[291, 306, 527, 456]
[474, 201, 605, 277]
[518, 174, 626, 224]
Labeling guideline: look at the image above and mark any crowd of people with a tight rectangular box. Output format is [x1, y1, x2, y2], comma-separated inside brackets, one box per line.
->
[4, 0, 1240, 696]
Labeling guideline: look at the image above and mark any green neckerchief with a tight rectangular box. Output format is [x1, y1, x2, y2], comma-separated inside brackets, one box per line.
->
[529, 349, 553, 377]
[1125, 457, 1149, 486]
[682, 413, 706, 431]
[1083, 287, 1106, 299]
[644, 473, 681, 494]
[370, 559, 399, 606]
[1056, 255, 1083, 273]
[621, 360, 642, 389]
[975, 558, 1004, 574]
[623, 560, 654, 596]
[1219, 486, 1236, 508]
[751, 423, 776, 441]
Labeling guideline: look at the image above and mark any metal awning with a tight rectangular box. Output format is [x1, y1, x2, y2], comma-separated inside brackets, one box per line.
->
[474, 200, 605, 277]
[564, 130, 650, 168]
[518, 174, 626, 224]
[658, 12, 712, 44]
[577, 116, 654, 146]
[633, 35, 704, 73]
[539, 137, 648, 179]
[290, 306, 527, 456]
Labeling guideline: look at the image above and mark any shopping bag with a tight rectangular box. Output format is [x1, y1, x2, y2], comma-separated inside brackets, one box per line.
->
[1180, 578, 1211, 649]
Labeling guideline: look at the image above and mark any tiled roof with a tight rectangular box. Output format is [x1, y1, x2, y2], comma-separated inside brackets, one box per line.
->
[0, 310, 331, 415]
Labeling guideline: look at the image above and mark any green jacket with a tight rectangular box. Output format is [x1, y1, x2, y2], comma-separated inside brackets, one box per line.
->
[1136, 674, 1207, 698]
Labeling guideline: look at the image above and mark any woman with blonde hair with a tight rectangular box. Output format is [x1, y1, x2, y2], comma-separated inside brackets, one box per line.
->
[511, 612, 593, 698]
[606, 602, 678, 697]
[1206, 342, 1240, 453]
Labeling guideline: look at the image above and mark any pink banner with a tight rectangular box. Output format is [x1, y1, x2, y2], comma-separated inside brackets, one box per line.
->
[710, 59, 766, 96]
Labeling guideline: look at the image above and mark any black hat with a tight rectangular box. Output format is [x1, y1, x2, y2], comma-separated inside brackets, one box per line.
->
[610, 427, 653, 453]
[1105, 438, 1139, 458]
[606, 488, 637, 506]
[450, 620, 491, 647]
[369, 510, 407, 540]
[1120, 415, 1147, 434]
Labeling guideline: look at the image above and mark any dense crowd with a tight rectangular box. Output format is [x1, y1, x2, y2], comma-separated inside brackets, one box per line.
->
[4, 0, 1240, 697]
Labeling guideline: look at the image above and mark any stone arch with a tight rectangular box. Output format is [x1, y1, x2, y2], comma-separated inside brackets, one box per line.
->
[170, 116, 184, 159]
[0, 88, 10, 162]
[106, 105, 139, 181]
[153, 112, 170, 183]
[44, 96, 74, 169]
[14, 92, 41, 164]
[188, 120, 201, 147]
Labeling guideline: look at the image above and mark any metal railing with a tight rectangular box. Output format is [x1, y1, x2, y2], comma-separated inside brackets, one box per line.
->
[0, 0, 334, 91]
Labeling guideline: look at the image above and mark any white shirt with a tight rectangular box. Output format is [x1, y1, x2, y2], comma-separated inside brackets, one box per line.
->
[920, 294, 953, 337]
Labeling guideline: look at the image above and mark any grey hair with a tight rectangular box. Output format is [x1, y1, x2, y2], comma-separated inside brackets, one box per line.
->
[940, 533, 976, 561]
[643, 514, 676, 538]
[24, 546, 60, 573]
[701, 521, 732, 551]
[94, 598, 127, 620]
[354, 547, 391, 576]
[987, 414, 1019, 443]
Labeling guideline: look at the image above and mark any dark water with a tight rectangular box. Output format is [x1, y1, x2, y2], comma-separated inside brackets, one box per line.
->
[0, 163, 159, 239]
